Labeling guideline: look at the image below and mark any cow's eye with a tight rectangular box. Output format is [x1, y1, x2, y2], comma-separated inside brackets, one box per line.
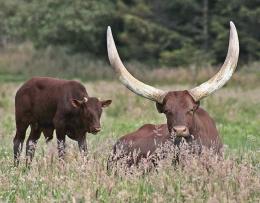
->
[187, 108, 194, 114]
[188, 105, 198, 114]
[164, 109, 170, 114]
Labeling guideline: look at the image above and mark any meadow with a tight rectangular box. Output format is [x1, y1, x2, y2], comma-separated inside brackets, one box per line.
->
[0, 44, 259, 202]
[0, 79, 259, 202]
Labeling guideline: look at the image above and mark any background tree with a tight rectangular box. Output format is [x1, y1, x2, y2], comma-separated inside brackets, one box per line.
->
[0, 0, 259, 66]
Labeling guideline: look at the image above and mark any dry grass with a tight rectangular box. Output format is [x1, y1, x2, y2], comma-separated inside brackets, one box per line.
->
[0, 43, 260, 88]
[0, 80, 259, 202]
[0, 140, 259, 202]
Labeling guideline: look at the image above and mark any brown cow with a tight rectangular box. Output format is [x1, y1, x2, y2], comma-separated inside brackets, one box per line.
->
[107, 124, 171, 169]
[13, 77, 112, 166]
[107, 22, 239, 164]
[107, 124, 200, 170]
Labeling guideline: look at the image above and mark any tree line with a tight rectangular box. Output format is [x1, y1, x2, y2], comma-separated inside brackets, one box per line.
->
[0, 0, 259, 67]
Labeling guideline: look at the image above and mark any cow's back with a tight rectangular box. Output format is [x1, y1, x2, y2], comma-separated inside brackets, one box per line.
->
[115, 124, 170, 156]
[15, 77, 88, 125]
[194, 108, 223, 152]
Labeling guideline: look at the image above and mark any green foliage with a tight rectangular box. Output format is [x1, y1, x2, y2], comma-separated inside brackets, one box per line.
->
[160, 43, 205, 66]
[119, 14, 185, 62]
[17, 0, 116, 55]
[0, 0, 259, 66]
[211, 0, 260, 62]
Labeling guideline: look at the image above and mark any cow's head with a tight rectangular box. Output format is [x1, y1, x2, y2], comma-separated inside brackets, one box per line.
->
[107, 22, 239, 138]
[72, 97, 112, 134]
[155, 90, 200, 137]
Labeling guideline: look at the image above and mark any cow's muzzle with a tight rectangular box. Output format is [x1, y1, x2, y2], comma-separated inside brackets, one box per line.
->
[172, 125, 190, 137]
[91, 127, 101, 134]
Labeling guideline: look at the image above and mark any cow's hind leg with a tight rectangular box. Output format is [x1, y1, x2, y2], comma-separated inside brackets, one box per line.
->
[13, 122, 29, 166]
[26, 124, 41, 166]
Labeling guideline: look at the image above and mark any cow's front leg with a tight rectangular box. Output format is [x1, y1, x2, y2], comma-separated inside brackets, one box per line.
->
[56, 130, 66, 160]
[53, 114, 67, 160]
[78, 134, 87, 156]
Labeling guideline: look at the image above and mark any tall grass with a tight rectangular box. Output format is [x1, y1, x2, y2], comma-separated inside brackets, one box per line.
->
[0, 80, 259, 202]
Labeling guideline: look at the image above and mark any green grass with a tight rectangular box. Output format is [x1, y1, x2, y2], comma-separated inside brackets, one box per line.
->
[0, 81, 259, 202]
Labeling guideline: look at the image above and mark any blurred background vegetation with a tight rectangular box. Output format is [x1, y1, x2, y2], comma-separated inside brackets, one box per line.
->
[0, 0, 259, 81]
[0, 2, 259, 201]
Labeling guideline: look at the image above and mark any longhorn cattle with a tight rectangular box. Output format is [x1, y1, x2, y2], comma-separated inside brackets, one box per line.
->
[13, 77, 112, 166]
[107, 22, 239, 164]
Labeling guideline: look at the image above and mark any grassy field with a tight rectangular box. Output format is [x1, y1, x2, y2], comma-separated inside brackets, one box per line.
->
[0, 78, 259, 202]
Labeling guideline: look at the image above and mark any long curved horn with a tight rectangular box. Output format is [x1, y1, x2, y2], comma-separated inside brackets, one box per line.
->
[107, 26, 166, 103]
[188, 21, 239, 101]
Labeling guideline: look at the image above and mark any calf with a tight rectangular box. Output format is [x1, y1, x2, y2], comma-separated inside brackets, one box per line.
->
[13, 77, 112, 166]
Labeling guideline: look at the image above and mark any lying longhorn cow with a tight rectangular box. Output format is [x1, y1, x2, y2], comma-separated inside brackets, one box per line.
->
[13, 77, 112, 166]
[107, 22, 239, 165]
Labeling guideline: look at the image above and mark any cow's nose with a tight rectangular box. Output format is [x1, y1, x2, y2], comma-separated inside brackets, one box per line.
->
[172, 126, 189, 137]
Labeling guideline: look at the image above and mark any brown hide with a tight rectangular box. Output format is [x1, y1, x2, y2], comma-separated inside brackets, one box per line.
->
[156, 90, 222, 150]
[108, 124, 170, 168]
[114, 124, 170, 158]
[109, 91, 222, 167]
[13, 77, 111, 165]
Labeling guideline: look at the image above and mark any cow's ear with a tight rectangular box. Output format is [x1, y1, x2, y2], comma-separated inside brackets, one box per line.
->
[156, 102, 164, 113]
[101, 100, 112, 108]
[71, 99, 83, 108]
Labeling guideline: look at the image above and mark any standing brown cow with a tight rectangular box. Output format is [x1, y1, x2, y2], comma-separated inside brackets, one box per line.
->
[13, 77, 112, 166]
[107, 22, 239, 163]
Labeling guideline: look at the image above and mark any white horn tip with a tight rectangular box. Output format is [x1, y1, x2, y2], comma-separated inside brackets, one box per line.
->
[107, 26, 112, 36]
[107, 26, 113, 46]
[107, 25, 116, 66]
[229, 21, 236, 29]
[107, 26, 114, 48]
